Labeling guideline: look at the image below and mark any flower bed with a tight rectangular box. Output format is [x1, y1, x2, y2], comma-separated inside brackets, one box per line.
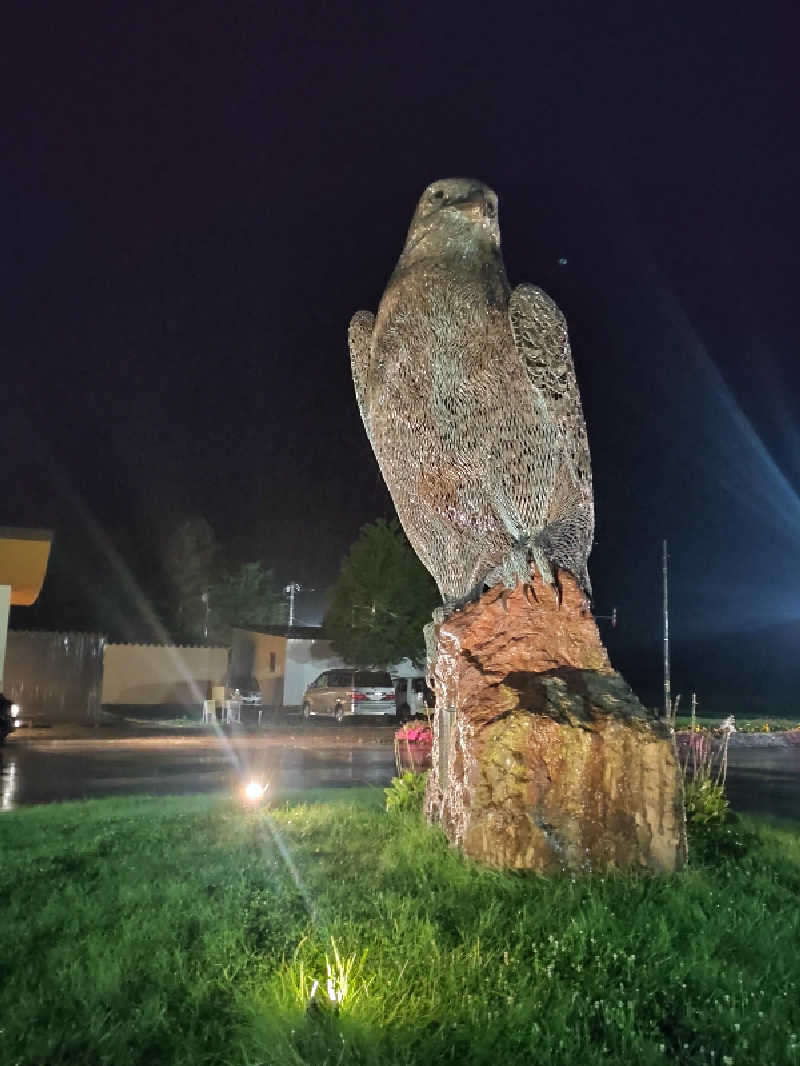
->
[394, 724, 433, 773]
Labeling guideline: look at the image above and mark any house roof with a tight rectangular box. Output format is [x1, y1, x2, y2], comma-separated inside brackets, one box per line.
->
[233, 624, 327, 641]
[104, 641, 229, 649]
[0, 527, 53, 605]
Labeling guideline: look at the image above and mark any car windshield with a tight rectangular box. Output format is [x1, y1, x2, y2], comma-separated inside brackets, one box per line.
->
[354, 671, 392, 688]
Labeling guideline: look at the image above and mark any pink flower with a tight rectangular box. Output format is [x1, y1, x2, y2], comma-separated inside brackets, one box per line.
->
[395, 725, 432, 744]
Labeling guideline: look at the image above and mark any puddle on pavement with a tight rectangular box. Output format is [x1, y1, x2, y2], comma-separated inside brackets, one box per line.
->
[0, 743, 397, 810]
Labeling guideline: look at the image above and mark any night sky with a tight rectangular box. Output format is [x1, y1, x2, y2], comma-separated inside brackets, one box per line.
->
[4, 1, 799, 709]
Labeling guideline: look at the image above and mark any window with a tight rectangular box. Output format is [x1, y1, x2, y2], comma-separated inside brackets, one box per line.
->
[269, 652, 276, 673]
[354, 671, 393, 688]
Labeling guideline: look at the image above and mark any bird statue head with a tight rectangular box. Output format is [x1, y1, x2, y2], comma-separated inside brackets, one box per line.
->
[398, 178, 501, 267]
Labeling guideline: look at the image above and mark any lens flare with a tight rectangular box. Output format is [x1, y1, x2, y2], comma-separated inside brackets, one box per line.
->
[243, 780, 267, 802]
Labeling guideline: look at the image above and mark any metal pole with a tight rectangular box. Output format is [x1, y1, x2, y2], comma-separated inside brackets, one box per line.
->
[662, 539, 670, 719]
[0, 584, 10, 691]
[285, 583, 299, 628]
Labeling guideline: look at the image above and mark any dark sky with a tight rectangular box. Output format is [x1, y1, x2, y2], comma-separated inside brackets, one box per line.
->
[4, 1, 799, 706]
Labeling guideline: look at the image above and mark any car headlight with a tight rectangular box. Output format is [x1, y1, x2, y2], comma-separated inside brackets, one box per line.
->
[10, 704, 20, 718]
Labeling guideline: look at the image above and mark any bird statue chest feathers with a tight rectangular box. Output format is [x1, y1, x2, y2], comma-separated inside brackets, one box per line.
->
[373, 264, 508, 391]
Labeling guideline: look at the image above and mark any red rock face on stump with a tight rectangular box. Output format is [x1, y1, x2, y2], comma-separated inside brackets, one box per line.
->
[424, 575, 687, 873]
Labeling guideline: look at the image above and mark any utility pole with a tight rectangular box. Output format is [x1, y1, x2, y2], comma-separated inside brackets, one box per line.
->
[662, 539, 670, 719]
[201, 589, 209, 644]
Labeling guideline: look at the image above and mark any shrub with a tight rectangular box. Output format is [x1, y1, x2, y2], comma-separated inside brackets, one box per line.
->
[676, 717, 758, 863]
[384, 771, 428, 814]
[683, 775, 728, 825]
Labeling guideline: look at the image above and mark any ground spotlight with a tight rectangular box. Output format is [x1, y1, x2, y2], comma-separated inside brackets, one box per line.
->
[242, 780, 269, 804]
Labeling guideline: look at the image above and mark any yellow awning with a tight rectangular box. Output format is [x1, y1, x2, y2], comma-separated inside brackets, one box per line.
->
[0, 528, 53, 605]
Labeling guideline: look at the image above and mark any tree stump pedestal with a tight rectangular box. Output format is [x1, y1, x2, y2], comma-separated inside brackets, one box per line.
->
[424, 575, 687, 872]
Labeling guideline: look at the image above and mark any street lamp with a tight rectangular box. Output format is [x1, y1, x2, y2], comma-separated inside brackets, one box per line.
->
[284, 583, 302, 627]
[201, 589, 209, 643]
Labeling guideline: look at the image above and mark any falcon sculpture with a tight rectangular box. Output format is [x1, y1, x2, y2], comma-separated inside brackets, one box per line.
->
[348, 178, 593, 610]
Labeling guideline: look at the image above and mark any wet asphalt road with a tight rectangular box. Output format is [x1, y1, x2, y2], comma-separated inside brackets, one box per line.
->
[723, 745, 800, 821]
[0, 737, 397, 811]
[1, 736, 799, 820]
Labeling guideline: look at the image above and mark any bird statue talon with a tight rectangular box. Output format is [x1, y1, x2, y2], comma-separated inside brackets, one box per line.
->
[423, 621, 438, 684]
[553, 573, 563, 607]
[530, 540, 554, 590]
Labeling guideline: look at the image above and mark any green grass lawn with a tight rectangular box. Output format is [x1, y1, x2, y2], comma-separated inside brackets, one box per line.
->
[1, 791, 799, 1066]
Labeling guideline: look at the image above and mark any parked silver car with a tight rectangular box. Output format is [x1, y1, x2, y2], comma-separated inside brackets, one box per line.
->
[302, 669, 397, 723]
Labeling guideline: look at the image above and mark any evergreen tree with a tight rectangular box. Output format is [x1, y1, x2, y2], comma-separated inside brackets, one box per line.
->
[164, 517, 220, 641]
[325, 519, 439, 668]
[206, 561, 285, 643]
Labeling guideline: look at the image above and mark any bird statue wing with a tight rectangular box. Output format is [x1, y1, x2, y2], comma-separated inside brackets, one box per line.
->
[508, 284, 591, 487]
[348, 310, 376, 431]
[508, 284, 594, 593]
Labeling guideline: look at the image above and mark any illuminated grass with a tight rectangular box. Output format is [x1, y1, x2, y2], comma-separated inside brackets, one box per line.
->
[0, 792, 799, 1064]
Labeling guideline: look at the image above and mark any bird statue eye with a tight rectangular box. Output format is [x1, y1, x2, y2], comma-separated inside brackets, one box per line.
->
[432, 189, 445, 201]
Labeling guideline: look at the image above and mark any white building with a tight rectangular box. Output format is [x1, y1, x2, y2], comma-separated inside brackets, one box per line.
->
[230, 625, 423, 709]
